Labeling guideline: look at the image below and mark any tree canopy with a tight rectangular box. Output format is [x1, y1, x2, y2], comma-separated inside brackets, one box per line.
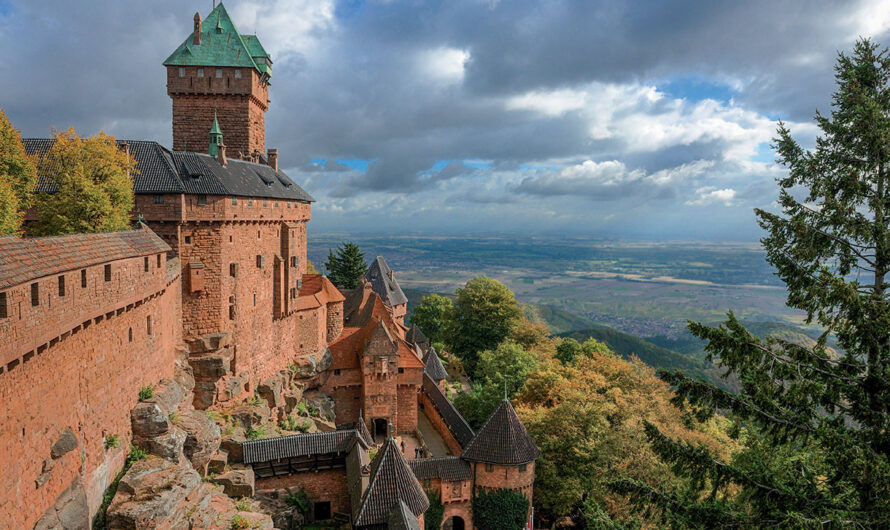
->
[31, 128, 134, 236]
[615, 38, 890, 528]
[0, 109, 38, 235]
[446, 276, 522, 375]
[324, 241, 367, 289]
[409, 293, 453, 344]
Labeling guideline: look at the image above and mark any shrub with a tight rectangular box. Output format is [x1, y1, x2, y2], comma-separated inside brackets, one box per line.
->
[138, 385, 154, 401]
[284, 487, 311, 514]
[168, 412, 181, 424]
[296, 400, 309, 416]
[234, 499, 251, 512]
[230, 514, 251, 530]
[104, 433, 120, 450]
[279, 415, 299, 432]
[246, 425, 267, 441]
[424, 489, 444, 530]
[127, 445, 147, 464]
[472, 488, 529, 530]
[247, 394, 264, 407]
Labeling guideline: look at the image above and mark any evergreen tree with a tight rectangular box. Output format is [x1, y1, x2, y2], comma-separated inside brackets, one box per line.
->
[324, 241, 367, 289]
[614, 39, 890, 527]
[31, 128, 134, 236]
[0, 109, 38, 235]
[446, 276, 522, 376]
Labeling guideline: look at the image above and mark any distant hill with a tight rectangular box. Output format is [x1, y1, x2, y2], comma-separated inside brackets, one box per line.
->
[647, 320, 838, 358]
[520, 303, 599, 334]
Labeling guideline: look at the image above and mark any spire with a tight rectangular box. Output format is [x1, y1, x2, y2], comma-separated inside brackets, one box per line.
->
[354, 435, 429, 527]
[209, 111, 223, 156]
[462, 398, 540, 466]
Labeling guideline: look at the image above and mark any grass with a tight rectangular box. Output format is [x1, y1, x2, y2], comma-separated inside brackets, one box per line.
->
[138, 385, 154, 402]
[247, 395, 264, 407]
[234, 499, 252, 512]
[168, 412, 181, 424]
[246, 425, 267, 440]
[230, 514, 252, 529]
[103, 433, 119, 450]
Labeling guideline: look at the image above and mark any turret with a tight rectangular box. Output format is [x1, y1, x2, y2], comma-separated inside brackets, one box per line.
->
[208, 111, 223, 157]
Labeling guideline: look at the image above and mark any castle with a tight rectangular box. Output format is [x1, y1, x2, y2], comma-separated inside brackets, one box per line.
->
[0, 4, 538, 529]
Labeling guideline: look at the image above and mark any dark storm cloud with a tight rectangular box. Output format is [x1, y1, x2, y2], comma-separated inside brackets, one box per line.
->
[0, 0, 879, 236]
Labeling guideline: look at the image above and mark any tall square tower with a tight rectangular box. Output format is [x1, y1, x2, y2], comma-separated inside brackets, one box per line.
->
[163, 4, 272, 158]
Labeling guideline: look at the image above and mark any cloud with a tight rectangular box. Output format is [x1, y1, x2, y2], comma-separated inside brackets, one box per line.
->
[417, 47, 470, 83]
[686, 187, 737, 206]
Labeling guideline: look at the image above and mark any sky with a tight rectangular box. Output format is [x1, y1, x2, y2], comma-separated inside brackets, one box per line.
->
[1, 0, 889, 240]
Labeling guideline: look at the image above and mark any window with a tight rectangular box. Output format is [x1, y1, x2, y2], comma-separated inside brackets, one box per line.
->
[248, 198, 253, 206]
[178, 67, 185, 78]
[398, 367, 404, 374]
[287, 202, 291, 208]
[290, 287, 295, 299]
[146, 315, 152, 335]
[215, 68, 223, 78]
[185, 236, 191, 245]
[232, 197, 238, 205]
[229, 305, 236, 320]
[485, 463, 494, 472]
[104, 265, 111, 282]
[263, 199, 268, 207]
[256, 255, 264, 268]
[144, 257, 149, 272]
[128, 328, 133, 342]
[81, 269, 87, 288]
[313, 502, 331, 521]
[197, 194, 207, 205]
[253, 293, 256, 306]
[31, 283, 39, 306]
[230, 263, 238, 277]
[519, 464, 527, 473]
[291, 256, 298, 268]
[235, 69, 242, 78]
[334, 369, 341, 376]
[197, 68, 204, 77]
[0, 292, 7, 318]
[257, 230, 261, 238]
[157, 254, 162, 268]
[153, 194, 164, 204]
[274, 201, 278, 207]
[58, 276, 65, 297]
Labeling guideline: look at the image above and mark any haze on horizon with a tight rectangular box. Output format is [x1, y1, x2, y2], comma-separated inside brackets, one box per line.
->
[1, 0, 887, 240]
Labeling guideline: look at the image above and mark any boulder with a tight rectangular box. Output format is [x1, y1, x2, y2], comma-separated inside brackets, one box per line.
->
[313, 416, 337, 433]
[135, 427, 186, 461]
[34, 478, 88, 530]
[208, 450, 228, 475]
[291, 348, 333, 379]
[257, 371, 289, 409]
[192, 381, 218, 410]
[131, 403, 171, 439]
[178, 410, 221, 470]
[221, 371, 250, 402]
[305, 392, 337, 422]
[50, 428, 78, 459]
[186, 331, 232, 355]
[174, 363, 195, 394]
[146, 378, 187, 413]
[220, 428, 246, 464]
[231, 403, 271, 430]
[189, 351, 233, 381]
[214, 465, 255, 498]
[283, 387, 304, 414]
[254, 490, 307, 530]
[36, 458, 54, 488]
[106, 457, 207, 529]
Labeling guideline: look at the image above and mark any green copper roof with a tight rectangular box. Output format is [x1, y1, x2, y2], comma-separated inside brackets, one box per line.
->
[163, 3, 271, 78]
[209, 112, 222, 135]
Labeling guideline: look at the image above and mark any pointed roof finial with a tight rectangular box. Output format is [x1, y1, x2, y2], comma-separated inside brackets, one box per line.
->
[388, 422, 395, 441]
[209, 111, 223, 156]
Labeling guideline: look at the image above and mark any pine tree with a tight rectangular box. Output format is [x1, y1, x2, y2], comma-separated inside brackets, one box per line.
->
[324, 241, 367, 289]
[613, 39, 890, 528]
[0, 109, 38, 235]
[31, 128, 134, 236]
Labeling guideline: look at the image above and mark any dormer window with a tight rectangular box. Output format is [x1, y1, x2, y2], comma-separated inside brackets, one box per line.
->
[178, 67, 185, 78]
[197, 68, 204, 78]
[197, 194, 207, 206]
[215, 69, 223, 78]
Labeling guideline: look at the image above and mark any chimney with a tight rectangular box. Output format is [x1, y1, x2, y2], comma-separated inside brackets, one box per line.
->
[217, 143, 227, 166]
[267, 149, 278, 171]
[193, 13, 202, 45]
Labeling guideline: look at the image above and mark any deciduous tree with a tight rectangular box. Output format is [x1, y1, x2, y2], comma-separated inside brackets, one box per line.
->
[409, 293, 453, 344]
[0, 109, 38, 234]
[31, 128, 134, 235]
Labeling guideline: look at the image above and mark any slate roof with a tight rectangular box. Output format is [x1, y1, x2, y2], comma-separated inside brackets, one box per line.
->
[422, 346, 448, 383]
[387, 501, 421, 530]
[163, 3, 271, 77]
[242, 429, 365, 465]
[365, 256, 408, 307]
[354, 437, 429, 528]
[422, 373, 475, 448]
[0, 224, 170, 290]
[408, 457, 472, 482]
[406, 325, 428, 347]
[461, 399, 540, 466]
[337, 413, 374, 447]
[22, 138, 314, 202]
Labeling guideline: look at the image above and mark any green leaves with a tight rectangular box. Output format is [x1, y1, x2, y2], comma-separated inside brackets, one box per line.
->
[0, 109, 38, 235]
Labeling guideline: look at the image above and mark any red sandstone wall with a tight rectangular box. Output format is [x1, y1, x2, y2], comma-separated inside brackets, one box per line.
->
[256, 469, 350, 519]
[0, 273, 180, 529]
[472, 461, 535, 509]
[418, 395, 463, 455]
[397, 385, 418, 434]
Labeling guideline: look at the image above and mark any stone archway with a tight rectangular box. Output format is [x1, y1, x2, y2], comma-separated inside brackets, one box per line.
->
[443, 516, 466, 530]
[373, 418, 388, 441]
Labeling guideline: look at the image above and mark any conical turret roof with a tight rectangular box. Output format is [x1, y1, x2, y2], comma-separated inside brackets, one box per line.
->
[423, 346, 448, 382]
[462, 399, 540, 465]
[354, 436, 429, 527]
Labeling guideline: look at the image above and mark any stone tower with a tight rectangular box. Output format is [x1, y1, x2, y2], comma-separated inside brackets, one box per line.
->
[164, 3, 272, 158]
